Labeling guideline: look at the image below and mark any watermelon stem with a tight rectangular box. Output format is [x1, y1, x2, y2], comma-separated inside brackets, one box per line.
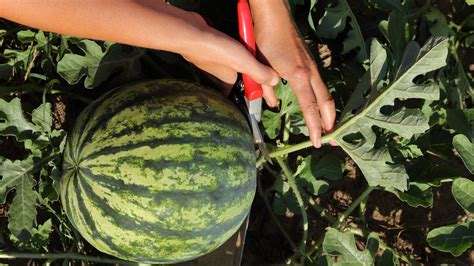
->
[276, 157, 309, 256]
[332, 186, 376, 229]
[256, 134, 333, 168]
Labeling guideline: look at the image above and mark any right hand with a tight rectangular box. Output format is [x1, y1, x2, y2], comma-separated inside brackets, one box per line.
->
[179, 13, 280, 90]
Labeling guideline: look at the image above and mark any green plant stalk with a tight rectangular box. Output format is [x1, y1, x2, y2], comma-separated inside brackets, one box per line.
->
[276, 157, 308, 255]
[333, 186, 376, 228]
[307, 194, 337, 224]
[359, 193, 369, 225]
[27, 152, 62, 175]
[256, 135, 333, 167]
[257, 177, 300, 253]
[0, 253, 137, 265]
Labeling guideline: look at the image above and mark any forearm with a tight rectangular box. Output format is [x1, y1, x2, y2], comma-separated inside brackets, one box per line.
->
[0, 0, 206, 54]
[249, 0, 295, 38]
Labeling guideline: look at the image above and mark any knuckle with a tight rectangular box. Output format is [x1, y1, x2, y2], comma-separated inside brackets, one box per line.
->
[321, 93, 334, 103]
[291, 66, 311, 82]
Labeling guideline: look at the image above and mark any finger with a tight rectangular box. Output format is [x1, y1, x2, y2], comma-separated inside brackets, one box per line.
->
[233, 47, 280, 87]
[311, 74, 336, 133]
[197, 35, 280, 87]
[289, 79, 323, 148]
[262, 84, 278, 107]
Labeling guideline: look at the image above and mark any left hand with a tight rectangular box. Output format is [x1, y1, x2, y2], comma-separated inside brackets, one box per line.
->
[249, 0, 336, 148]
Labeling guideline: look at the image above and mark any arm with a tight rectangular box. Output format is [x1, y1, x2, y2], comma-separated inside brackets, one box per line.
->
[249, 0, 336, 147]
[0, 0, 279, 87]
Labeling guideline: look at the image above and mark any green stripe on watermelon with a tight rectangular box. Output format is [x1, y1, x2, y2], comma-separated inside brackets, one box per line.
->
[82, 148, 254, 188]
[77, 169, 252, 237]
[73, 80, 248, 157]
[81, 130, 250, 161]
[83, 117, 250, 156]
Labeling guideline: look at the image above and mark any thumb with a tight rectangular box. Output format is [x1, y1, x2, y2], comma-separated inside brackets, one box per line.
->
[237, 52, 280, 87]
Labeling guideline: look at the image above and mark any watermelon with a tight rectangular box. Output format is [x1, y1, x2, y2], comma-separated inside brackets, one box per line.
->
[60, 80, 256, 263]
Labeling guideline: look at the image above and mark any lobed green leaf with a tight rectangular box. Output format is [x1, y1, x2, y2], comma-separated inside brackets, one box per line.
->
[323, 228, 379, 265]
[262, 81, 304, 139]
[333, 37, 448, 191]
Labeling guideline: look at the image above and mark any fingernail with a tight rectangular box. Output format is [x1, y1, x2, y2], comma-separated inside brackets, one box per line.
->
[270, 76, 280, 86]
[314, 139, 321, 148]
[270, 99, 278, 108]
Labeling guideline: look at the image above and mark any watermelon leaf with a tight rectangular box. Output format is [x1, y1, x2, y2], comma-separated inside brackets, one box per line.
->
[368, 0, 419, 14]
[7, 170, 37, 242]
[9, 218, 53, 250]
[396, 182, 433, 208]
[378, 11, 416, 75]
[427, 220, 474, 256]
[0, 98, 44, 144]
[323, 228, 379, 265]
[451, 178, 474, 213]
[370, 39, 388, 89]
[57, 40, 145, 89]
[0, 157, 34, 204]
[0, 98, 63, 247]
[262, 81, 304, 139]
[452, 135, 474, 174]
[313, 0, 368, 63]
[295, 156, 330, 196]
[0, 29, 6, 45]
[297, 153, 344, 181]
[332, 37, 448, 192]
[31, 102, 52, 134]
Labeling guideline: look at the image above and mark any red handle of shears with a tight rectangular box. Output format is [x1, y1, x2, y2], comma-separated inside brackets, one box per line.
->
[237, 0, 263, 101]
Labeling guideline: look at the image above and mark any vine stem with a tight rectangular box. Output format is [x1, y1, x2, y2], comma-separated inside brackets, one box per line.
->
[256, 134, 333, 167]
[275, 157, 308, 255]
[307, 195, 337, 224]
[333, 186, 376, 228]
[0, 253, 137, 265]
[256, 177, 300, 253]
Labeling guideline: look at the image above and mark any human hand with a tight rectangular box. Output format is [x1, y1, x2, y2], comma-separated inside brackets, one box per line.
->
[249, 0, 336, 148]
[179, 12, 280, 91]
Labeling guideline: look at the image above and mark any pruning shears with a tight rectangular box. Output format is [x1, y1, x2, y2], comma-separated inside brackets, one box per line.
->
[236, 0, 272, 163]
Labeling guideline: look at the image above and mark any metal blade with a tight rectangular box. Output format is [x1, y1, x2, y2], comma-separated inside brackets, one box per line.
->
[245, 98, 262, 122]
[249, 114, 273, 164]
